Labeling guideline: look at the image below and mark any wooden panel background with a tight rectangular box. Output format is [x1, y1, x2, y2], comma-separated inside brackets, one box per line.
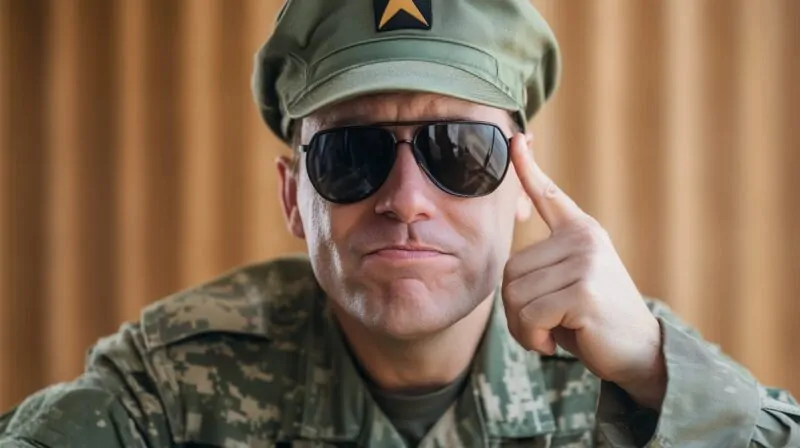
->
[0, 0, 798, 410]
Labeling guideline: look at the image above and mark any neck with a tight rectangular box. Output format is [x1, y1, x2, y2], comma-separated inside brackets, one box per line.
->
[332, 296, 494, 392]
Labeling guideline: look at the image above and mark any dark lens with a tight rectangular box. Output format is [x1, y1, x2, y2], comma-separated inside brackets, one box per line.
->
[414, 123, 509, 197]
[306, 127, 396, 203]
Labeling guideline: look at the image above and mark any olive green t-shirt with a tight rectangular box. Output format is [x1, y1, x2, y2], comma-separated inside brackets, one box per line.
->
[366, 368, 471, 447]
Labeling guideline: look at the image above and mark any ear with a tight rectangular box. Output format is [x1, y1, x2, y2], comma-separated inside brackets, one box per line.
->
[514, 132, 534, 222]
[276, 155, 306, 239]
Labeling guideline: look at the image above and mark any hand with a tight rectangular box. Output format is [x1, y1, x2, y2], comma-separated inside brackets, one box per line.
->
[502, 133, 666, 409]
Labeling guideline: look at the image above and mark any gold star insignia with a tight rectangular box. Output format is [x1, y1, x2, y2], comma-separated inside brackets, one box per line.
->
[378, 0, 429, 29]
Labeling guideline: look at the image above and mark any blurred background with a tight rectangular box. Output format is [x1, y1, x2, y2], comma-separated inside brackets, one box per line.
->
[0, 0, 798, 411]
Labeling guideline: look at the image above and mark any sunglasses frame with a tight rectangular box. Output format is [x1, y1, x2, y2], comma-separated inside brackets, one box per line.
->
[299, 120, 512, 204]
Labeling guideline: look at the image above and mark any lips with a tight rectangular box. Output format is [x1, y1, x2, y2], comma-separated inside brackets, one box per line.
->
[364, 244, 449, 260]
[369, 244, 443, 253]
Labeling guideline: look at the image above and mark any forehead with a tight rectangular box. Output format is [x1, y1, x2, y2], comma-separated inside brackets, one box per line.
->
[303, 92, 515, 133]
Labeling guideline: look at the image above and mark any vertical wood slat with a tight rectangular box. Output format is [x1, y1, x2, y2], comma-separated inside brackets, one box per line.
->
[116, 0, 148, 323]
[624, 3, 666, 297]
[243, 0, 279, 261]
[45, 0, 83, 384]
[664, 0, 705, 327]
[590, 0, 628, 248]
[694, 0, 738, 348]
[219, 1, 248, 266]
[179, 0, 226, 287]
[115, 0, 186, 321]
[218, 1, 256, 267]
[142, 0, 183, 307]
[0, 0, 10, 406]
[45, 0, 118, 383]
[734, 0, 786, 386]
[782, 0, 800, 394]
[542, 1, 593, 240]
[0, 0, 49, 407]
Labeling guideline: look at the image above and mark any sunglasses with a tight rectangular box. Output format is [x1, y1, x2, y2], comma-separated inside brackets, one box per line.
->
[299, 121, 511, 204]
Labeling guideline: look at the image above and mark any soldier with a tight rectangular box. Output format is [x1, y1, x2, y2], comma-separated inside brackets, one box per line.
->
[2, 0, 799, 446]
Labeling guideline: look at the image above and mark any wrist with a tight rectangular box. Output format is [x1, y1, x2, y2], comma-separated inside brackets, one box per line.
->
[617, 319, 667, 410]
[618, 361, 666, 410]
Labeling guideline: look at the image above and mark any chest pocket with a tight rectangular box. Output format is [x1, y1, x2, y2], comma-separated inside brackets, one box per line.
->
[138, 258, 325, 447]
[153, 332, 305, 447]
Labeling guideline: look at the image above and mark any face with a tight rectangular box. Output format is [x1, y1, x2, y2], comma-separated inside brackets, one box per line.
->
[277, 92, 532, 340]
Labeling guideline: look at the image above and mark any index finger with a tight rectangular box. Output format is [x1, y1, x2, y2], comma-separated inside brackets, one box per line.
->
[510, 133, 587, 231]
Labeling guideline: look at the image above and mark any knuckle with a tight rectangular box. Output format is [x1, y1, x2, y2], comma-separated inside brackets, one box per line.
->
[585, 217, 612, 242]
[518, 300, 536, 323]
[502, 260, 512, 278]
[595, 226, 612, 244]
[501, 282, 514, 304]
[583, 215, 602, 229]
[575, 280, 599, 303]
[503, 258, 522, 281]
[570, 224, 599, 250]
[519, 301, 546, 331]
[502, 279, 527, 310]
[505, 310, 520, 337]
[568, 219, 610, 252]
[573, 252, 595, 275]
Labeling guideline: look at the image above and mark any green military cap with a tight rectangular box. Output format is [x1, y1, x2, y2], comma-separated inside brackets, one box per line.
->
[252, 0, 561, 144]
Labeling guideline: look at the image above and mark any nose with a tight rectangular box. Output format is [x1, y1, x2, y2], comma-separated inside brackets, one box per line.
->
[373, 143, 438, 223]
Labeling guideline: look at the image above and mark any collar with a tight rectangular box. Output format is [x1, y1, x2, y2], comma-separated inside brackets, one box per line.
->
[297, 298, 367, 442]
[470, 292, 558, 439]
[297, 292, 561, 443]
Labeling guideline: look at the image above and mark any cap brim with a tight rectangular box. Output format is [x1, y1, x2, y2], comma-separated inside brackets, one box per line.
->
[285, 60, 521, 121]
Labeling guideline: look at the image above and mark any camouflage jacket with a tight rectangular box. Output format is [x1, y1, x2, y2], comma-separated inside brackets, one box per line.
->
[1, 256, 798, 447]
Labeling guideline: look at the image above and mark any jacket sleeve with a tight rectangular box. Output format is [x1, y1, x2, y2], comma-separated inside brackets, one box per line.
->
[595, 299, 800, 448]
[0, 324, 173, 448]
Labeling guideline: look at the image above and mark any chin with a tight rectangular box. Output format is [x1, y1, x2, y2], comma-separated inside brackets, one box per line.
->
[375, 306, 453, 341]
[355, 278, 475, 340]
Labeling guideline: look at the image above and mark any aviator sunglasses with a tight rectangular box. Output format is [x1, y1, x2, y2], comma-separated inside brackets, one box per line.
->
[300, 121, 511, 204]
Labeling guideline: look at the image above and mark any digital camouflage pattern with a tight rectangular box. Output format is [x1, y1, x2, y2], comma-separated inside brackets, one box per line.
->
[0, 255, 798, 447]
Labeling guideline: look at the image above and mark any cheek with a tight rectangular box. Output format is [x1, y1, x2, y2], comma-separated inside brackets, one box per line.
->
[296, 177, 362, 269]
[459, 182, 520, 253]
[297, 177, 333, 261]
[472, 184, 518, 227]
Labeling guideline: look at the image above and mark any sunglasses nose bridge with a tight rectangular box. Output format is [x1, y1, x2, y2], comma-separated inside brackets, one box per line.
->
[373, 143, 438, 222]
[392, 138, 436, 186]
[394, 138, 414, 150]
[386, 139, 429, 185]
[395, 137, 428, 164]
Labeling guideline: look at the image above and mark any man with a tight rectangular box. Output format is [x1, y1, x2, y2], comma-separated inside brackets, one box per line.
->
[1, 0, 798, 446]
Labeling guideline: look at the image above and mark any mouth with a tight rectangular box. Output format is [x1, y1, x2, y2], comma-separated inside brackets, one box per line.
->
[364, 244, 449, 261]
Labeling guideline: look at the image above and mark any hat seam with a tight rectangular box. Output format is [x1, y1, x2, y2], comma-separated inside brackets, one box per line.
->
[307, 35, 500, 78]
[293, 35, 520, 108]
[287, 59, 519, 112]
